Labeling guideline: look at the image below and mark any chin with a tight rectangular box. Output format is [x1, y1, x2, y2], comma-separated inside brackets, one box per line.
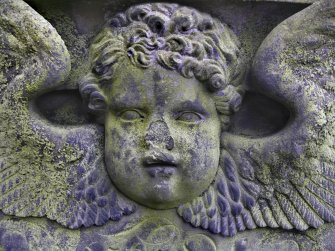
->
[140, 183, 183, 209]
[143, 199, 180, 210]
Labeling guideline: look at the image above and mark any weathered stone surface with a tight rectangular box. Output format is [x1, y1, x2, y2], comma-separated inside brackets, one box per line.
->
[0, 0, 334, 250]
[244, 0, 317, 3]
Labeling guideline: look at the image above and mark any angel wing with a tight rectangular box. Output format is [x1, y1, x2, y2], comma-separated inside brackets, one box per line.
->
[178, 0, 335, 236]
[0, 0, 135, 228]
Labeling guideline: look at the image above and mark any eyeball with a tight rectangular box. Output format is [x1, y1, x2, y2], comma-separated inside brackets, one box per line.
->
[119, 110, 144, 121]
[176, 111, 203, 123]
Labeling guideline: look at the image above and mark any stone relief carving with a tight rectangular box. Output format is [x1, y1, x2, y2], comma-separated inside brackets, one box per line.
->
[0, 0, 334, 250]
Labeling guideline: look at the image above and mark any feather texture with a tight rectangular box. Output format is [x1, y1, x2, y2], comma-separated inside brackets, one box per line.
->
[0, 0, 135, 228]
[179, 0, 335, 236]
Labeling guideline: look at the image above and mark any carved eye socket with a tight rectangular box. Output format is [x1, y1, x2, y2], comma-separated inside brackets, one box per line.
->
[176, 112, 203, 123]
[119, 110, 144, 121]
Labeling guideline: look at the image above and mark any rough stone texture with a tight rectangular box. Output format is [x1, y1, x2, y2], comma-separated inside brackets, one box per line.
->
[244, 0, 317, 3]
[0, 0, 334, 250]
[0, 0, 137, 230]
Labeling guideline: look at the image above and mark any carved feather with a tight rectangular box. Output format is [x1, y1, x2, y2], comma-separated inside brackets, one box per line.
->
[0, 0, 135, 228]
[179, 0, 335, 236]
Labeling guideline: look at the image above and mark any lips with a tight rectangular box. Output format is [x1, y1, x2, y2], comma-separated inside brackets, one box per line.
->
[146, 166, 176, 178]
[142, 153, 178, 178]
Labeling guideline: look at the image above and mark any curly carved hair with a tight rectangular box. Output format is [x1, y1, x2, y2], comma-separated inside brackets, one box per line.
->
[80, 3, 244, 129]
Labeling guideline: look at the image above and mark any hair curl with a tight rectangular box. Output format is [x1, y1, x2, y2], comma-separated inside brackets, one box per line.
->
[80, 3, 244, 129]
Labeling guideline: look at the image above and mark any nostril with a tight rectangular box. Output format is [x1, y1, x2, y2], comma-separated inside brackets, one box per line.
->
[145, 134, 155, 143]
[145, 120, 174, 150]
[165, 136, 174, 151]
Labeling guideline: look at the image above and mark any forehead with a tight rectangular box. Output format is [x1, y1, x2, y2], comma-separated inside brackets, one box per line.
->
[106, 62, 213, 107]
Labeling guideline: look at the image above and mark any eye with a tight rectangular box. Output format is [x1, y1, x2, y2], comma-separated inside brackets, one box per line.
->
[119, 110, 144, 121]
[176, 112, 203, 123]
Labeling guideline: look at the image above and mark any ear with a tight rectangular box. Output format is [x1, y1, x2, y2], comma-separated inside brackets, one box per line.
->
[80, 80, 107, 124]
[89, 90, 107, 125]
[178, 0, 335, 236]
[0, 0, 136, 229]
[88, 91, 107, 111]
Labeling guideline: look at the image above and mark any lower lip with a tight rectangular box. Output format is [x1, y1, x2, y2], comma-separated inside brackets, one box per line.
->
[146, 166, 176, 178]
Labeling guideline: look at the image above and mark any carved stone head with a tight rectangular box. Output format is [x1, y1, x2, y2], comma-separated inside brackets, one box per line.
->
[1, 0, 335, 249]
[80, 3, 244, 209]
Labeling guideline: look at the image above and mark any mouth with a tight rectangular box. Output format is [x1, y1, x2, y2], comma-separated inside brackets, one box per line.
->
[146, 165, 177, 178]
[143, 153, 178, 178]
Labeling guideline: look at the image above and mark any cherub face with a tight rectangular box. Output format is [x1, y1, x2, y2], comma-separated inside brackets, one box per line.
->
[104, 62, 221, 209]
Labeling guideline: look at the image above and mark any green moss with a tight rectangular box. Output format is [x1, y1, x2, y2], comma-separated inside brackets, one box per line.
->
[0, 0, 79, 225]
[0, 82, 83, 219]
[41, 10, 91, 89]
[0, 216, 80, 250]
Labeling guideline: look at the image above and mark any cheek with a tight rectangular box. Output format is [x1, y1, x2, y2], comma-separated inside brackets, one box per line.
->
[105, 121, 143, 175]
[176, 124, 220, 180]
[188, 132, 219, 179]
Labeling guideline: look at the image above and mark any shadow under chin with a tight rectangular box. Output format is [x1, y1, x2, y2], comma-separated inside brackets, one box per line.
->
[228, 91, 291, 138]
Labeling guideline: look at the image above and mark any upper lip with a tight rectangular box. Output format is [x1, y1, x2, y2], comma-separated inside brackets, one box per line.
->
[142, 152, 178, 167]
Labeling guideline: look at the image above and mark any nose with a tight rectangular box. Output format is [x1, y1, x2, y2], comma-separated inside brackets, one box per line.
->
[144, 120, 174, 151]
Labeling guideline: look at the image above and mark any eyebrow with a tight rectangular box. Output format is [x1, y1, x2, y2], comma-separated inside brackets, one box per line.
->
[177, 100, 209, 116]
[109, 95, 142, 110]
